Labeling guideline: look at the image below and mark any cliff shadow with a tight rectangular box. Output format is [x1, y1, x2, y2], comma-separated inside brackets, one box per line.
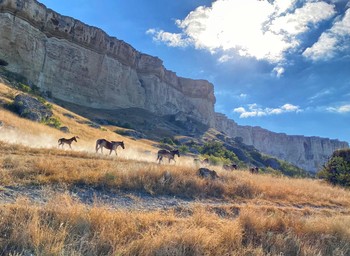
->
[53, 99, 210, 141]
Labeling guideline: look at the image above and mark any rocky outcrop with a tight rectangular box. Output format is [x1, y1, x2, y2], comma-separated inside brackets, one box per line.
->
[13, 94, 52, 122]
[0, 0, 216, 126]
[215, 113, 349, 172]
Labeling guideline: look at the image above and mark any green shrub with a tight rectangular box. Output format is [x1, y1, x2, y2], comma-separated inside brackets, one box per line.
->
[202, 154, 231, 166]
[17, 83, 31, 93]
[44, 117, 62, 129]
[317, 149, 350, 187]
[178, 145, 189, 154]
[198, 141, 239, 164]
[160, 137, 179, 146]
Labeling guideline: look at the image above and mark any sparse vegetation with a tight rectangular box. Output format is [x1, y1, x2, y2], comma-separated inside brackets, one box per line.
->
[43, 116, 62, 128]
[317, 148, 350, 187]
[198, 141, 239, 166]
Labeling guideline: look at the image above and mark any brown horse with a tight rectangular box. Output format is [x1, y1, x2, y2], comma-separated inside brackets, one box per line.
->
[157, 149, 180, 164]
[58, 136, 79, 149]
[96, 139, 125, 155]
[250, 167, 259, 174]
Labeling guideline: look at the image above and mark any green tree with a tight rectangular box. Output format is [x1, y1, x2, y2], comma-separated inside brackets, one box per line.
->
[317, 149, 350, 187]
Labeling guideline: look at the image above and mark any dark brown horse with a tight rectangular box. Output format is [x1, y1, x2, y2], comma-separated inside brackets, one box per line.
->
[250, 167, 259, 174]
[58, 136, 79, 149]
[157, 149, 180, 164]
[96, 139, 125, 155]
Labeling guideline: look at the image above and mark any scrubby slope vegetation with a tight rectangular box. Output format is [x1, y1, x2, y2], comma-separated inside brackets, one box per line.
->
[0, 78, 350, 255]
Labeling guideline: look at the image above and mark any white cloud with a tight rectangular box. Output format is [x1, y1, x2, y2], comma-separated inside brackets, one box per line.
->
[147, 0, 337, 65]
[272, 66, 285, 77]
[146, 29, 191, 47]
[233, 103, 301, 118]
[327, 104, 350, 113]
[270, 2, 336, 35]
[239, 93, 247, 99]
[308, 89, 333, 102]
[303, 8, 350, 61]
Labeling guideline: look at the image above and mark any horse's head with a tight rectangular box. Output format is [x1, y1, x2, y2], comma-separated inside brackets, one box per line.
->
[173, 149, 180, 157]
[73, 136, 79, 142]
[120, 141, 125, 149]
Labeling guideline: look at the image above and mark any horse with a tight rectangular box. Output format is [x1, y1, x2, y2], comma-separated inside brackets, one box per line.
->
[157, 149, 180, 164]
[58, 136, 79, 149]
[250, 167, 259, 174]
[95, 139, 125, 155]
[223, 163, 238, 171]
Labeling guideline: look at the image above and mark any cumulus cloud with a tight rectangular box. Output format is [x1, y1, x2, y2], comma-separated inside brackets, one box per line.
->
[303, 8, 350, 61]
[272, 66, 285, 77]
[326, 104, 350, 113]
[233, 103, 301, 118]
[146, 29, 191, 47]
[147, 0, 339, 65]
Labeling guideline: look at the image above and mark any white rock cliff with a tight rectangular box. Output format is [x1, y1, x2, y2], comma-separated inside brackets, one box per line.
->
[0, 0, 216, 126]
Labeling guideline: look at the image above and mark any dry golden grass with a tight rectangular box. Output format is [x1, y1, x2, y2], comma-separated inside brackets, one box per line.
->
[1, 196, 349, 256]
[1, 81, 350, 255]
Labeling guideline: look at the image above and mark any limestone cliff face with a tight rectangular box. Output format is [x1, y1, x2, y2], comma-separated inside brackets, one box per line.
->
[0, 0, 216, 126]
[215, 113, 349, 172]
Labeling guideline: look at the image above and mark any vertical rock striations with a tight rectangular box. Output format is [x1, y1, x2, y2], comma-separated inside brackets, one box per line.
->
[0, 0, 216, 126]
[215, 113, 349, 172]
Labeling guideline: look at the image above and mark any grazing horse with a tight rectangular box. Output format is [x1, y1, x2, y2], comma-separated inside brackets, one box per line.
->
[95, 139, 125, 155]
[157, 149, 180, 164]
[58, 136, 79, 149]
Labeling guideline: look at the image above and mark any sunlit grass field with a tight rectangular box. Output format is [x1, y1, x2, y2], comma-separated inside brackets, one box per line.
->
[0, 81, 350, 255]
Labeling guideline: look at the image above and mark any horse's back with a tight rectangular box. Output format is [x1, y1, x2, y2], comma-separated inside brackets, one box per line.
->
[96, 138, 107, 145]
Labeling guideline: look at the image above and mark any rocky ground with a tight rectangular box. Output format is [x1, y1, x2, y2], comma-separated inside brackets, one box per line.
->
[0, 184, 228, 212]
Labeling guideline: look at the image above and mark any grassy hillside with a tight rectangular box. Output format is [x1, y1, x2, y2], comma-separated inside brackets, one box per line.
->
[0, 80, 350, 255]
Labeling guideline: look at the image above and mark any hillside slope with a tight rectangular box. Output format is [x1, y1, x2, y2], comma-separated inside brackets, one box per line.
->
[0, 80, 350, 255]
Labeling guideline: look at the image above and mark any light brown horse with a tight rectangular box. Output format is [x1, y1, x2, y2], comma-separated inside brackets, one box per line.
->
[58, 136, 79, 149]
[96, 139, 125, 155]
[157, 149, 180, 164]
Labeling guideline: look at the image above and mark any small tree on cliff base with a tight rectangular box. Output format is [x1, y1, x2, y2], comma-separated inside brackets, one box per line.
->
[317, 149, 350, 187]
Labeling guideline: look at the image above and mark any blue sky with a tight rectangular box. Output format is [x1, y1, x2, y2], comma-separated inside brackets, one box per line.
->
[38, 0, 350, 143]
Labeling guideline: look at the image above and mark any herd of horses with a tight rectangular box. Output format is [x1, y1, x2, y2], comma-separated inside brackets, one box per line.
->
[58, 136, 125, 155]
[57, 136, 179, 163]
[57, 136, 259, 172]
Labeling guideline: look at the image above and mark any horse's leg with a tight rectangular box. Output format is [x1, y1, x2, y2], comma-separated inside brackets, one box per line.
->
[69, 143, 72, 149]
